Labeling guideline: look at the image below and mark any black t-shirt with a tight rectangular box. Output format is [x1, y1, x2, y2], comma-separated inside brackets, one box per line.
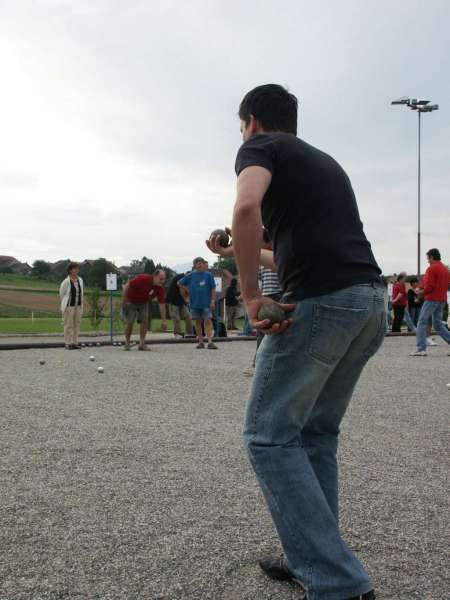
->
[69, 279, 81, 307]
[408, 288, 423, 309]
[166, 273, 186, 307]
[235, 133, 381, 300]
[225, 286, 239, 307]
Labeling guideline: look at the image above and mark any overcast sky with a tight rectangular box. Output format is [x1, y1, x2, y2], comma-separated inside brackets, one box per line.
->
[1, 0, 449, 274]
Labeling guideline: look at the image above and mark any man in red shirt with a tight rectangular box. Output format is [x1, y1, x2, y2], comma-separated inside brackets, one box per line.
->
[391, 272, 407, 332]
[121, 270, 167, 350]
[411, 248, 450, 356]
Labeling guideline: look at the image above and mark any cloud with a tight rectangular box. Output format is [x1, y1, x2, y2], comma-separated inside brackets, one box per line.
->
[0, 0, 449, 276]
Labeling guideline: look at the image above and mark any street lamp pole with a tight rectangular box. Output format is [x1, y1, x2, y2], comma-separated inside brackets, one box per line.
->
[391, 97, 439, 279]
[417, 109, 421, 279]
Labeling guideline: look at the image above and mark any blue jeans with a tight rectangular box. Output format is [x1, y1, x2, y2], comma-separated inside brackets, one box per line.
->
[244, 283, 386, 600]
[243, 313, 253, 336]
[190, 307, 213, 320]
[415, 300, 450, 351]
[404, 307, 416, 332]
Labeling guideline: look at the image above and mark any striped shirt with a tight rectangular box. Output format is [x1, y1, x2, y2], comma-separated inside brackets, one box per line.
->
[259, 267, 283, 297]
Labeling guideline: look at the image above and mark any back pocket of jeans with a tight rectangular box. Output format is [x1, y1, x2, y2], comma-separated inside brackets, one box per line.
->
[308, 303, 368, 365]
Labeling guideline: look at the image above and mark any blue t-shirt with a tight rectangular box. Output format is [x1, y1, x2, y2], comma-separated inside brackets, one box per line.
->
[179, 271, 216, 309]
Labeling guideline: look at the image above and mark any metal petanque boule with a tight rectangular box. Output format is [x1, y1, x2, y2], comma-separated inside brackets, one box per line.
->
[209, 228, 230, 248]
[39, 359, 45, 365]
[257, 303, 286, 325]
[89, 356, 95, 362]
[97, 366, 104, 373]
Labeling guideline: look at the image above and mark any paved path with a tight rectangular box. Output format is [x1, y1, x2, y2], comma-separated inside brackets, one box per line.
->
[0, 338, 448, 599]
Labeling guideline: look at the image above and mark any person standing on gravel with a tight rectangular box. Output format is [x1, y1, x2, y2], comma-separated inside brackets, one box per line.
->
[178, 258, 218, 350]
[121, 270, 167, 350]
[208, 83, 383, 600]
[410, 248, 450, 356]
[166, 273, 194, 338]
[59, 262, 84, 350]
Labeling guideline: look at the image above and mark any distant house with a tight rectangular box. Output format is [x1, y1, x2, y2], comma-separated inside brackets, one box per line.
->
[0, 255, 32, 275]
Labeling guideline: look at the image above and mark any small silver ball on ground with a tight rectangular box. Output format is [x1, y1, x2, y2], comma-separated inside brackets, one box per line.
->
[88, 343, 93, 347]
[257, 304, 286, 325]
[98, 367, 104, 373]
[89, 356, 95, 361]
[96, 342, 101, 347]
[81, 343, 85, 347]
[209, 228, 230, 248]
[39, 360, 45, 365]
[446, 383, 450, 389]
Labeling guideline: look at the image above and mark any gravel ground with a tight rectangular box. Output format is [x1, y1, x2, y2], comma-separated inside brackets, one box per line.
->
[0, 338, 448, 600]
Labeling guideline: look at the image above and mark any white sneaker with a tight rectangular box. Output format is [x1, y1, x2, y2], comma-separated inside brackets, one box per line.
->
[426, 337, 438, 346]
[410, 350, 427, 356]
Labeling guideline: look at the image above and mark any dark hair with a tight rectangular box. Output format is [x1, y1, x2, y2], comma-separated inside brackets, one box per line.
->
[67, 262, 80, 274]
[230, 278, 237, 287]
[397, 273, 406, 282]
[239, 84, 298, 135]
[154, 268, 165, 276]
[409, 277, 418, 284]
[427, 248, 441, 261]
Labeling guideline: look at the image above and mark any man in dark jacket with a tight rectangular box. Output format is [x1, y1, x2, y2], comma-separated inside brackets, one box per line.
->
[166, 273, 193, 338]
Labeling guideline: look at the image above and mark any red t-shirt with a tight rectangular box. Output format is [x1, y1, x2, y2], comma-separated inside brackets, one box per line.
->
[422, 261, 450, 302]
[392, 281, 407, 307]
[127, 274, 165, 305]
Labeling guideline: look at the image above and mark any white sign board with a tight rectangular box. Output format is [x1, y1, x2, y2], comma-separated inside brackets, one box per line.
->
[106, 273, 117, 291]
[387, 283, 393, 299]
[214, 277, 222, 293]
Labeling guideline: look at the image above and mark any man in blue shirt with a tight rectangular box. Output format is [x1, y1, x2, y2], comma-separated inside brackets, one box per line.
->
[178, 258, 218, 349]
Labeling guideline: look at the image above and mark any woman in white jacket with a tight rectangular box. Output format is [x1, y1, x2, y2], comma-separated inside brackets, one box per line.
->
[59, 262, 84, 349]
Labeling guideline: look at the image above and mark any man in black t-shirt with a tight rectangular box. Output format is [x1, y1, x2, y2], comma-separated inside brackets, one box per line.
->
[166, 273, 193, 338]
[407, 278, 422, 326]
[207, 84, 383, 600]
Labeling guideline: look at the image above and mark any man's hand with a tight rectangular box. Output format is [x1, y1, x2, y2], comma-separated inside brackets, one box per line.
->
[245, 294, 296, 335]
[205, 226, 234, 257]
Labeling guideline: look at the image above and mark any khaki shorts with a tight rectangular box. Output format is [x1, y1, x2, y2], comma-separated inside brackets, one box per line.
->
[121, 303, 148, 324]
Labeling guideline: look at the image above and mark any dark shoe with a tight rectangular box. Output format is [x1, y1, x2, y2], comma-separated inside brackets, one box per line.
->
[65, 344, 73, 350]
[196, 342, 205, 349]
[259, 557, 295, 581]
[72, 344, 82, 350]
[207, 342, 218, 350]
[259, 558, 373, 600]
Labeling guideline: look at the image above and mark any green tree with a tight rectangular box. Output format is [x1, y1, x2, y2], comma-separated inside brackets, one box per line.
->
[87, 258, 118, 289]
[31, 260, 52, 279]
[144, 258, 156, 274]
[212, 256, 237, 275]
[86, 287, 106, 330]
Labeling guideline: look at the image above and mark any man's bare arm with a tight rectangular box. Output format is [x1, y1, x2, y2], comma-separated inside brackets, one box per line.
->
[178, 283, 189, 303]
[207, 226, 276, 271]
[122, 283, 129, 304]
[232, 166, 271, 300]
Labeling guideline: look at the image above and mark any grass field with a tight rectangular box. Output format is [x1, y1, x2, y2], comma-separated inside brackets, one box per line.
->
[0, 274, 59, 290]
[0, 317, 173, 334]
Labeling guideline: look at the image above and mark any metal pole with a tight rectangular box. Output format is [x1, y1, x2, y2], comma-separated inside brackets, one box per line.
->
[109, 290, 113, 344]
[417, 110, 421, 280]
